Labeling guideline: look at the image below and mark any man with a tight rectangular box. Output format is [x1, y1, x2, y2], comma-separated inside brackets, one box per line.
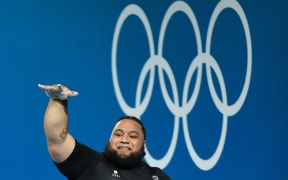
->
[38, 83, 171, 180]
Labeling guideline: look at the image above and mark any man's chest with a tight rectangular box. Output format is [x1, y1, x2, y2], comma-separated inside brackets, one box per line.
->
[78, 162, 159, 180]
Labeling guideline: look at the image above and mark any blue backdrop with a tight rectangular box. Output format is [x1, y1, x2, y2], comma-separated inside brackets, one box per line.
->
[0, 0, 287, 179]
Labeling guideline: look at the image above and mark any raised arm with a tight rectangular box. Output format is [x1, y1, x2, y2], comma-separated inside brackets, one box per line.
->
[38, 83, 78, 163]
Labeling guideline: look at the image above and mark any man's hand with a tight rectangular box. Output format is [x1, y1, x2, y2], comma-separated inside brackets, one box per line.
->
[38, 83, 79, 100]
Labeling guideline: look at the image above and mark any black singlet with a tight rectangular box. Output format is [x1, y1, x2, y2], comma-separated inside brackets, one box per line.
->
[55, 141, 171, 180]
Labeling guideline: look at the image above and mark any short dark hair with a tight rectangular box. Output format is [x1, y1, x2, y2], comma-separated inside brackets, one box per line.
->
[114, 116, 146, 140]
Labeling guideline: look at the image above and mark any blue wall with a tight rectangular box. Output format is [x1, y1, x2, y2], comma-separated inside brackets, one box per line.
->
[0, 0, 287, 179]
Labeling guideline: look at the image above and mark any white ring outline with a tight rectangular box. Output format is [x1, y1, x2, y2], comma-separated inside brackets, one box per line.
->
[112, 0, 252, 171]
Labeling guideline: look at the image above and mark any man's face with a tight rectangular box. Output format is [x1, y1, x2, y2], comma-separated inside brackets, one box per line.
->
[109, 119, 146, 158]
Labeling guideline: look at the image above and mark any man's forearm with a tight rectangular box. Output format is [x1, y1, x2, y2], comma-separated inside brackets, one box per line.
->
[44, 99, 69, 145]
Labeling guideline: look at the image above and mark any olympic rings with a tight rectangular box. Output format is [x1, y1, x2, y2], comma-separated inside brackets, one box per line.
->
[112, 0, 252, 171]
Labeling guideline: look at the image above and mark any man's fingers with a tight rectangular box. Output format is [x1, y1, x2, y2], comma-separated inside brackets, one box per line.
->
[38, 84, 55, 90]
[38, 83, 46, 89]
[70, 91, 79, 96]
[38, 83, 61, 91]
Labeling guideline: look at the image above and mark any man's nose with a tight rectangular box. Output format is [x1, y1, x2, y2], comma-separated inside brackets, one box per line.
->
[120, 134, 130, 143]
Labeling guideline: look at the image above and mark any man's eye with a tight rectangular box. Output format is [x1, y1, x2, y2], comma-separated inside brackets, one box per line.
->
[130, 135, 138, 139]
[115, 133, 122, 136]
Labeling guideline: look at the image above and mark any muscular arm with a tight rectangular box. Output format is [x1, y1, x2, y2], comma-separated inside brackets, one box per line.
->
[44, 98, 75, 163]
[40, 84, 78, 163]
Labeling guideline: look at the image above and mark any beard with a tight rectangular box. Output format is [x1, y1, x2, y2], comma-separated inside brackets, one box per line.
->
[103, 142, 146, 169]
